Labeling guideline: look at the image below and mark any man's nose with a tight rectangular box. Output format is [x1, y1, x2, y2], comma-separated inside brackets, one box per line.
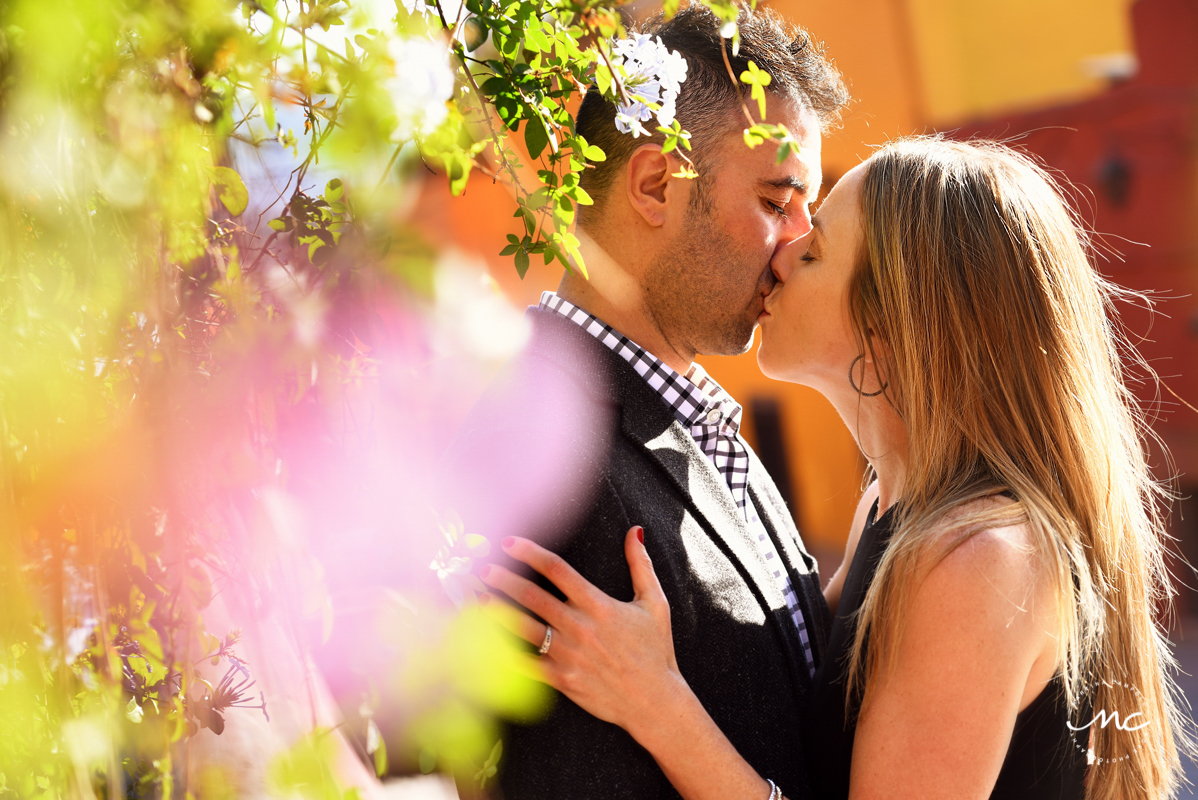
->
[783, 204, 815, 243]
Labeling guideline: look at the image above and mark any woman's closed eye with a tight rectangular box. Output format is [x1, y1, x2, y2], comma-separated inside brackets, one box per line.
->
[801, 226, 823, 262]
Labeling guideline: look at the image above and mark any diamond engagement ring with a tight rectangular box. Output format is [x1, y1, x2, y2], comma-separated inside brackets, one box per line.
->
[538, 625, 553, 656]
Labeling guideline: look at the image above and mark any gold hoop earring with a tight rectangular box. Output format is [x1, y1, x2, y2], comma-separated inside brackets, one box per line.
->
[849, 354, 888, 397]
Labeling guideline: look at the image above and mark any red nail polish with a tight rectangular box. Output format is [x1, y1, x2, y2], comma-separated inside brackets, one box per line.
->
[478, 592, 490, 606]
[479, 564, 491, 579]
[635, 526, 644, 544]
[502, 537, 515, 548]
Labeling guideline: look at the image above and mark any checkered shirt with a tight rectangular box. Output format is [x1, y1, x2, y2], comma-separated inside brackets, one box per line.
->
[539, 291, 815, 675]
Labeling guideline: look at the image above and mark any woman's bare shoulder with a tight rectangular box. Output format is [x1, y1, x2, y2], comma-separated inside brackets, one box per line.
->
[918, 494, 1049, 606]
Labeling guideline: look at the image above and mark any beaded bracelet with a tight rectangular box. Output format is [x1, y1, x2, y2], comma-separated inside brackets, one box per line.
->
[766, 779, 783, 800]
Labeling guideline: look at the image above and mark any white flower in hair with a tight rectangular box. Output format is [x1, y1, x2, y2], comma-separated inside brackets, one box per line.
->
[611, 33, 689, 138]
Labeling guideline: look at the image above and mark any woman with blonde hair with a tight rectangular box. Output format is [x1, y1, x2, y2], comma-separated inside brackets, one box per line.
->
[480, 136, 1190, 799]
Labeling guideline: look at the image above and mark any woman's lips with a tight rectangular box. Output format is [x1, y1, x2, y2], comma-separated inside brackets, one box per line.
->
[760, 290, 779, 319]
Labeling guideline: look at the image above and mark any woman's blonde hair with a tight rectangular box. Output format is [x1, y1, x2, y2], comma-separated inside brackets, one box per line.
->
[845, 136, 1190, 799]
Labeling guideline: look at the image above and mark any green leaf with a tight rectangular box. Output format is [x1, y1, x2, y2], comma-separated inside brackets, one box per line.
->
[480, 76, 510, 96]
[464, 534, 490, 556]
[526, 187, 550, 210]
[595, 63, 613, 97]
[418, 748, 437, 774]
[514, 249, 530, 278]
[463, 17, 487, 52]
[570, 249, 588, 279]
[211, 167, 249, 217]
[524, 116, 549, 161]
[739, 61, 772, 120]
[257, 80, 276, 132]
[514, 206, 536, 235]
[583, 144, 606, 161]
[373, 737, 388, 777]
[554, 202, 575, 229]
[448, 157, 470, 197]
[126, 697, 144, 724]
[324, 178, 343, 202]
[524, 22, 551, 52]
[268, 218, 288, 231]
[743, 125, 769, 148]
[482, 739, 503, 777]
[344, 37, 356, 60]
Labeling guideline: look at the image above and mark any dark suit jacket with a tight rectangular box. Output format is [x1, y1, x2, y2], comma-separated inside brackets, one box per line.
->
[440, 307, 832, 799]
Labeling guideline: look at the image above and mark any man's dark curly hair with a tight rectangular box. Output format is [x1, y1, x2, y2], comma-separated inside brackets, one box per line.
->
[575, 4, 849, 224]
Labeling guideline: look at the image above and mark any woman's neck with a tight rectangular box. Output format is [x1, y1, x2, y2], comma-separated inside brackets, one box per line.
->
[827, 387, 909, 515]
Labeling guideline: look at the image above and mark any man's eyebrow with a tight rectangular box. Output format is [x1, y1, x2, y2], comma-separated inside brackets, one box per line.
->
[760, 177, 808, 193]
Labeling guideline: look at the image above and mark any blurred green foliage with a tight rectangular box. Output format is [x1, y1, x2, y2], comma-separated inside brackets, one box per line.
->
[0, 0, 752, 794]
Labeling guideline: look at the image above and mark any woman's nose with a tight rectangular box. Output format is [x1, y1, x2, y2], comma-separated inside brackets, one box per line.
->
[770, 237, 804, 283]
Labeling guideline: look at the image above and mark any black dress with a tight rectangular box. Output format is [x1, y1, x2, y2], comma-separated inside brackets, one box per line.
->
[803, 499, 1089, 799]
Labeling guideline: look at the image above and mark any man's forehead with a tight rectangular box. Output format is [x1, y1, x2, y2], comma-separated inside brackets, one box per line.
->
[754, 128, 822, 193]
[759, 146, 822, 194]
[704, 110, 822, 191]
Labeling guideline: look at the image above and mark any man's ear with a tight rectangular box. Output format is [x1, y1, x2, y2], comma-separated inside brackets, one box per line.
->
[625, 144, 675, 228]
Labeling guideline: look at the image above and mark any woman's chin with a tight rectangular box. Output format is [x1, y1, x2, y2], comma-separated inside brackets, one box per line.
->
[756, 350, 821, 391]
[756, 347, 778, 379]
[756, 348, 792, 383]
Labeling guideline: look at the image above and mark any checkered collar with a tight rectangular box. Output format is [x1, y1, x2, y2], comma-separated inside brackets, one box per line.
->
[538, 291, 744, 437]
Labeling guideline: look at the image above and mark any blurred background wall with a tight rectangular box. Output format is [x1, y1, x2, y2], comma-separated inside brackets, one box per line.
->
[413, 0, 1198, 596]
